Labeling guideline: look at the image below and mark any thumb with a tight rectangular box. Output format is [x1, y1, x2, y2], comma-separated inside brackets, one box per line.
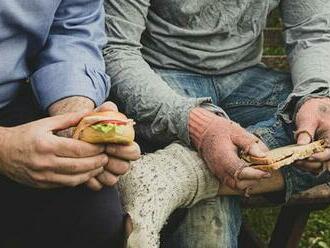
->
[295, 111, 318, 145]
[43, 112, 86, 131]
[94, 101, 118, 112]
[249, 140, 269, 157]
[233, 130, 267, 157]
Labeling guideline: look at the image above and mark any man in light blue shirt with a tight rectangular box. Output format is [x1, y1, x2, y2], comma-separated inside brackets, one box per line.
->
[0, 1, 140, 247]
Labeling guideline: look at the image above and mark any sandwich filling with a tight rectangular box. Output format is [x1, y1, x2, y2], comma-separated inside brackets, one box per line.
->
[91, 120, 128, 135]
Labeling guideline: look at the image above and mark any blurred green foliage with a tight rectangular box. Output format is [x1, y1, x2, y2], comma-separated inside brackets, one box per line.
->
[244, 207, 330, 247]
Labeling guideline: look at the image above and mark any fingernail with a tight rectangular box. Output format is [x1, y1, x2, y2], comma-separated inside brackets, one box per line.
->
[297, 134, 312, 145]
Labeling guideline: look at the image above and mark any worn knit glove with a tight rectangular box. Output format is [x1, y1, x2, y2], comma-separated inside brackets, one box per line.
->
[189, 108, 271, 190]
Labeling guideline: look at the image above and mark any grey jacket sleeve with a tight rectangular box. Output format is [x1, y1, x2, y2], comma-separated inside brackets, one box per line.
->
[103, 0, 213, 146]
[279, 0, 330, 122]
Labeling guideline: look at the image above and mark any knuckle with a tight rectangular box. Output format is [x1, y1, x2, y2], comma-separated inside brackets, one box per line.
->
[92, 156, 107, 169]
[71, 146, 83, 157]
[31, 158, 48, 171]
[34, 136, 52, 153]
[31, 172, 48, 183]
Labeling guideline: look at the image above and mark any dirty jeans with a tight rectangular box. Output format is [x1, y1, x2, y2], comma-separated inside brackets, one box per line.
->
[154, 65, 330, 248]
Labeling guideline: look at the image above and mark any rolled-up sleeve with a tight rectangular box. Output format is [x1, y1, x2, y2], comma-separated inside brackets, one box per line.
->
[31, 0, 110, 111]
[279, 0, 330, 122]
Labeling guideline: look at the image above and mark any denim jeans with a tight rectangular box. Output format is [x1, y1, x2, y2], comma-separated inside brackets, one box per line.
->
[154, 65, 330, 248]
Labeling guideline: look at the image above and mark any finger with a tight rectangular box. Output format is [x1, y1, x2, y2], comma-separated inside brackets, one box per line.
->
[105, 157, 130, 175]
[310, 148, 330, 162]
[50, 154, 108, 175]
[95, 102, 118, 112]
[36, 167, 104, 187]
[324, 161, 330, 171]
[97, 171, 118, 187]
[295, 160, 323, 171]
[236, 179, 260, 191]
[248, 140, 269, 157]
[296, 131, 314, 145]
[238, 167, 271, 180]
[42, 112, 86, 131]
[223, 174, 259, 192]
[295, 111, 318, 145]
[233, 131, 266, 157]
[53, 137, 105, 157]
[106, 142, 141, 161]
[85, 178, 103, 191]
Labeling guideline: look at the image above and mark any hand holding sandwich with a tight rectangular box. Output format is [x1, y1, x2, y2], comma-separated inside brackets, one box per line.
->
[0, 112, 108, 188]
[295, 97, 330, 172]
[189, 108, 271, 191]
[50, 98, 140, 190]
[73, 102, 141, 190]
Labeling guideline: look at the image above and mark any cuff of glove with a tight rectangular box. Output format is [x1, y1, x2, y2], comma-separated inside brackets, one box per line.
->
[189, 107, 219, 150]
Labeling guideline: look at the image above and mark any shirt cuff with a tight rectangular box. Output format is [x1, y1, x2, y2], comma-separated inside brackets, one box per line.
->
[31, 62, 110, 111]
[200, 102, 229, 119]
[278, 80, 330, 124]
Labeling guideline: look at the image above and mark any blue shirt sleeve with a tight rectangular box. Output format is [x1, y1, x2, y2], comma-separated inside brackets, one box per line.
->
[30, 0, 110, 111]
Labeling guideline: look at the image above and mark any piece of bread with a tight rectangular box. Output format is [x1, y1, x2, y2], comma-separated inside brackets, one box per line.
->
[241, 139, 327, 171]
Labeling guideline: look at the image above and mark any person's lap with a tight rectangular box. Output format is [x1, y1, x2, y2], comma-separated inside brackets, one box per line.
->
[154, 64, 329, 247]
[0, 85, 124, 248]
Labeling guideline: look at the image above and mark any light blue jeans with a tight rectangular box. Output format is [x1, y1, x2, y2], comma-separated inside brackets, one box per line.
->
[155, 65, 330, 248]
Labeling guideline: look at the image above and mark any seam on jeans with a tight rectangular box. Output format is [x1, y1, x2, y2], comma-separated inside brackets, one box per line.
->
[210, 75, 222, 106]
[223, 100, 279, 108]
[222, 70, 291, 109]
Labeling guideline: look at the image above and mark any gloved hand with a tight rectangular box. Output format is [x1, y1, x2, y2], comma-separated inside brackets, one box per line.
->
[189, 108, 271, 191]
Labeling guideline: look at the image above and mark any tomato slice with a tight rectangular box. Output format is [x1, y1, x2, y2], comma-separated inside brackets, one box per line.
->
[97, 120, 128, 126]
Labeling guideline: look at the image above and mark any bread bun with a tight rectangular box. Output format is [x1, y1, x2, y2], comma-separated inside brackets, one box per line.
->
[74, 111, 135, 144]
[79, 123, 135, 144]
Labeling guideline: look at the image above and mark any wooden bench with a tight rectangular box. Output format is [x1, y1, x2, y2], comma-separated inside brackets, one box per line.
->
[238, 14, 330, 248]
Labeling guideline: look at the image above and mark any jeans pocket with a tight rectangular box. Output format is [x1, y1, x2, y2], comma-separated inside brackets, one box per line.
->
[154, 68, 217, 101]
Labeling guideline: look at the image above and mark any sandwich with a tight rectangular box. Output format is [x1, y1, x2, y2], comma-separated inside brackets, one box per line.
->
[241, 139, 327, 171]
[73, 111, 135, 144]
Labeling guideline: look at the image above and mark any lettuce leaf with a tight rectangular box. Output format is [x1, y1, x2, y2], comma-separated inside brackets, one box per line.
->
[91, 123, 124, 134]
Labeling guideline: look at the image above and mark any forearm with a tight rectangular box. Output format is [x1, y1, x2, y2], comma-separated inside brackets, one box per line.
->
[218, 170, 284, 195]
[48, 96, 95, 116]
[279, 0, 330, 122]
[106, 50, 210, 146]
